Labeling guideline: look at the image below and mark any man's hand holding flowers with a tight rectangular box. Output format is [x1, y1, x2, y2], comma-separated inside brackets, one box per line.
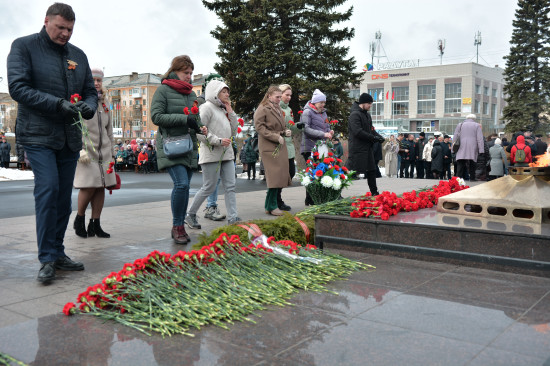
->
[74, 101, 94, 119]
[57, 99, 79, 120]
[284, 129, 292, 137]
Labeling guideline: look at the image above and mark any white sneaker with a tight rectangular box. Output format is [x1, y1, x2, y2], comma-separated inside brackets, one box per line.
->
[204, 206, 226, 221]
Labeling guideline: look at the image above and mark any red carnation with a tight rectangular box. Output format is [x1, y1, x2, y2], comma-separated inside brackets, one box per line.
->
[315, 170, 323, 177]
[238, 118, 244, 127]
[340, 174, 346, 179]
[63, 302, 77, 316]
[288, 120, 295, 125]
[183, 107, 189, 115]
[237, 127, 242, 134]
[70, 94, 81, 104]
[298, 110, 303, 114]
[191, 106, 199, 114]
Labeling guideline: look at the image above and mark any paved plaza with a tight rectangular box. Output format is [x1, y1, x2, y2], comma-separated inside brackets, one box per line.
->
[0, 176, 549, 365]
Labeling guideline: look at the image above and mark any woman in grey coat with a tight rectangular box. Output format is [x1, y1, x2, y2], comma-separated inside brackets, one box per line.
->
[488, 138, 508, 180]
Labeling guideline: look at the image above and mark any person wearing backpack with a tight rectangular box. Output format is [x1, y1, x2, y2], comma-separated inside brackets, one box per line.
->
[510, 135, 532, 167]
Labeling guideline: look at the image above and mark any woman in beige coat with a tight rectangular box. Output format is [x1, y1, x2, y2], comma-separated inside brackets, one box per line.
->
[254, 85, 291, 216]
[73, 68, 116, 238]
[383, 134, 399, 177]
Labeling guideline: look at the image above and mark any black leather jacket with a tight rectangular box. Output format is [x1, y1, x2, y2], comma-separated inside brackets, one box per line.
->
[7, 27, 97, 151]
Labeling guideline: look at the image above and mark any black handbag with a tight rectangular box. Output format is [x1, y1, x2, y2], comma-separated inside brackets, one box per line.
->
[163, 133, 193, 159]
[452, 123, 463, 153]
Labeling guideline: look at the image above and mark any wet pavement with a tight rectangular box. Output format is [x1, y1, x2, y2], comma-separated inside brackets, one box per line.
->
[0, 175, 549, 365]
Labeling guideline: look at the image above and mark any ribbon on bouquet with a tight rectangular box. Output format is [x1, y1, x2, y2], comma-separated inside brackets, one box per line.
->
[237, 223, 322, 264]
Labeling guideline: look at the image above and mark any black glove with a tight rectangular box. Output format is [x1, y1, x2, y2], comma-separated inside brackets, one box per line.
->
[75, 101, 94, 119]
[295, 121, 305, 129]
[187, 116, 201, 132]
[57, 99, 79, 119]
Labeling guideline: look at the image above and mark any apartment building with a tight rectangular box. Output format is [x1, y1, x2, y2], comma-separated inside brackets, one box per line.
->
[0, 93, 17, 133]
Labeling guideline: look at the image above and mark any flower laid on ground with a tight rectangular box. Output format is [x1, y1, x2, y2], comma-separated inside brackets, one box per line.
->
[297, 177, 469, 219]
[297, 140, 355, 204]
[62, 232, 371, 337]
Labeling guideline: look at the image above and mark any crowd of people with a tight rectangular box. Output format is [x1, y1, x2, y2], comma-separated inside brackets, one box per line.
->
[381, 114, 548, 182]
[4, 2, 549, 284]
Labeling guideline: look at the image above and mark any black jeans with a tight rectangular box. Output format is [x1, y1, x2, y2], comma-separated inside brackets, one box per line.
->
[409, 160, 416, 178]
[365, 170, 378, 195]
[456, 159, 476, 181]
[400, 159, 410, 178]
[416, 160, 425, 179]
[246, 162, 256, 178]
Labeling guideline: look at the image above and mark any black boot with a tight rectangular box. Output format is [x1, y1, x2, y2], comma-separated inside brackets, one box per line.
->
[73, 214, 87, 238]
[88, 218, 111, 238]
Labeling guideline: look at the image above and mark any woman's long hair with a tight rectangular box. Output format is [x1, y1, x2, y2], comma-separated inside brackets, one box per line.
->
[259, 85, 282, 106]
[161, 55, 194, 80]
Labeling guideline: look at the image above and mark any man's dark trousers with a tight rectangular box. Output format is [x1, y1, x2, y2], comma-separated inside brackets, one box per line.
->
[416, 159, 425, 178]
[400, 159, 410, 178]
[25, 144, 79, 263]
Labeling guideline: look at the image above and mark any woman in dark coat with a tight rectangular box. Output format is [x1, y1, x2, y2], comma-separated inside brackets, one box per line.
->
[345, 93, 384, 195]
[431, 139, 444, 179]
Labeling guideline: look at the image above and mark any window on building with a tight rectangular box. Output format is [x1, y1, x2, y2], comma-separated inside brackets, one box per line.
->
[417, 85, 436, 114]
[123, 101, 126, 106]
[132, 88, 139, 94]
[492, 88, 497, 98]
[123, 111, 126, 117]
[392, 86, 409, 115]
[143, 99, 146, 106]
[129, 100, 132, 106]
[367, 88, 384, 116]
[483, 102, 489, 115]
[484, 86, 489, 96]
[122, 90, 126, 95]
[475, 85, 481, 94]
[135, 100, 140, 105]
[143, 110, 147, 117]
[142, 88, 146, 94]
[475, 100, 480, 114]
[444, 83, 461, 113]
[491, 103, 497, 118]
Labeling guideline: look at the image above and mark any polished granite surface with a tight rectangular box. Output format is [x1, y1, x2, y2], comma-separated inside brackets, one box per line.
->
[1, 179, 549, 365]
[1, 251, 549, 366]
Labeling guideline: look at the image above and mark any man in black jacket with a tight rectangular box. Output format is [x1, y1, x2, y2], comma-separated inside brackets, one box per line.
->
[7, 3, 97, 283]
[346, 93, 384, 195]
[415, 132, 427, 178]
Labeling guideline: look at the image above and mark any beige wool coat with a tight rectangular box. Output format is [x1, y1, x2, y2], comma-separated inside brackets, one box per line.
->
[74, 96, 116, 188]
[254, 101, 291, 188]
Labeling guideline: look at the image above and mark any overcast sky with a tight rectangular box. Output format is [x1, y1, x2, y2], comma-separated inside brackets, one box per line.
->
[0, 0, 518, 93]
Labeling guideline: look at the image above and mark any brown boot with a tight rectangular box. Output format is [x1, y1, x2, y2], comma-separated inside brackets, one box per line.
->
[171, 225, 188, 245]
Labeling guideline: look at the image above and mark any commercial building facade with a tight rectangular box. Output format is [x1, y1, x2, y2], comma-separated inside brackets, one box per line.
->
[359, 62, 506, 136]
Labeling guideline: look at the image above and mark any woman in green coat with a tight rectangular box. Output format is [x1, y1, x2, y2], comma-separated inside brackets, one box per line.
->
[151, 55, 207, 245]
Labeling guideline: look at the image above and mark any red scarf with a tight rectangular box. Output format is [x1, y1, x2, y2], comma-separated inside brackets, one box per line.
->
[162, 79, 193, 95]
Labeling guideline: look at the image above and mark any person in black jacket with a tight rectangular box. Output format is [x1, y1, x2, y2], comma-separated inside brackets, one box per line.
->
[415, 132, 427, 179]
[431, 139, 444, 179]
[345, 93, 384, 195]
[442, 135, 453, 179]
[7, 3, 97, 284]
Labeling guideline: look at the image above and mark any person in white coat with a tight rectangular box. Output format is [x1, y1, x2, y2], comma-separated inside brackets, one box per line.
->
[185, 80, 241, 228]
[423, 137, 434, 177]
